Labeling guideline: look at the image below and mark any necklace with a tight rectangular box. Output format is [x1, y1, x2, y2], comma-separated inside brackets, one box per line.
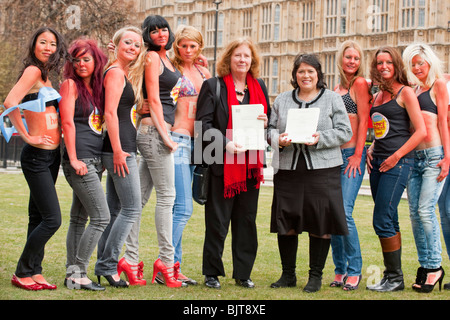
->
[235, 83, 248, 96]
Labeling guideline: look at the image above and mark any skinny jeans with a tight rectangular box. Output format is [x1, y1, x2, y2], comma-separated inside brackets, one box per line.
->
[126, 124, 175, 266]
[63, 157, 110, 277]
[171, 131, 195, 266]
[331, 147, 365, 277]
[95, 152, 141, 276]
[369, 157, 413, 238]
[407, 146, 445, 269]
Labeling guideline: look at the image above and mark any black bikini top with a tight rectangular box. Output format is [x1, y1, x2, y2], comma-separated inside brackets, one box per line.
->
[417, 82, 437, 115]
[22, 92, 59, 110]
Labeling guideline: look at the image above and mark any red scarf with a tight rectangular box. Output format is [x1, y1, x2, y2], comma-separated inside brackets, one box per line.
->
[223, 73, 267, 198]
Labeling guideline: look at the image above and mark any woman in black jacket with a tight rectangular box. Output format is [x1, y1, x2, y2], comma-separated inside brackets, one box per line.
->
[196, 38, 270, 289]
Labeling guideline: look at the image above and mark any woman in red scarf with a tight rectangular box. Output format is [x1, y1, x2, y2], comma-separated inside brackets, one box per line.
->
[196, 38, 270, 289]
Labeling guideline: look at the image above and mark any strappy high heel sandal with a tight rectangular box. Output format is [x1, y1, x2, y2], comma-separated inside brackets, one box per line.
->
[330, 274, 347, 287]
[343, 275, 362, 291]
[413, 267, 445, 293]
[117, 257, 147, 286]
[151, 258, 186, 288]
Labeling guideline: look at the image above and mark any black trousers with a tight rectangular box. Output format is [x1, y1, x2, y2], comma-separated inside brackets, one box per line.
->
[15, 144, 61, 277]
[202, 173, 259, 279]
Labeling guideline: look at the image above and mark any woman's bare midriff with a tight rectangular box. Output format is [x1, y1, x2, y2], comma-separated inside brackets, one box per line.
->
[23, 107, 60, 150]
[171, 96, 197, 137]
[140, 116, 172, 131]
[416, 111, 442, 150]
[341, 113, 359, 149]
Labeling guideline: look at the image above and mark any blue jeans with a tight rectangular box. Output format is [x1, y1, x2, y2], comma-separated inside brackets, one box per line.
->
[370, 157, 413, 238]
[62, 157, 110, 277]
[172, 132, 195, 266]
[331, 147, 365, 276]
[15, 144, 61, 278]
[407, 146, 445, 269]
[438, 177, 450, 260]
[95, 152, 141, 276]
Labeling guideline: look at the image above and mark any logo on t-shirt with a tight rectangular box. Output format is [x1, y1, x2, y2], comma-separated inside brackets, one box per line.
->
[131, 104, 137, 128]
[372, 112, 389, 139]
[89, 108, 103, 135]
[170, 78, 182, 104]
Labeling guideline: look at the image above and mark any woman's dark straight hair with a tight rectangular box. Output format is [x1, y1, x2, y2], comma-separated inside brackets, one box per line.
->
[20, 26, 68, 82]
[290, 53, 327, 90]
[141, 15, 175, 51]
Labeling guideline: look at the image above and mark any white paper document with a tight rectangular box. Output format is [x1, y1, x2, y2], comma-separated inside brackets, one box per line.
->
[232, 104, 265, 150]
[284, 108, 320, 144]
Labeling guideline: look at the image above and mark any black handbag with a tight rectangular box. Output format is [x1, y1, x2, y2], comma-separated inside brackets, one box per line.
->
[192, 164, 210, 205]
[192, 78, 220, 205]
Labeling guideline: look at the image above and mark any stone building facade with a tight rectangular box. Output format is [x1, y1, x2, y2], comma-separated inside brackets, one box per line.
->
[133, 0, 449, 101]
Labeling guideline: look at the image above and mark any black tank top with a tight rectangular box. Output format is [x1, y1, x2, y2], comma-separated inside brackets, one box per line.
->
[63, 98, 103, 160]
[142, 56, 181, 125]
[370, 87, 413, 158]
[102, 68, 137, 153]
[417, 83, 438, 114]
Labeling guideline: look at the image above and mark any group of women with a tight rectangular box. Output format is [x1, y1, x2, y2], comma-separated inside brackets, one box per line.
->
[267, 41, 449, 294]
[3, 15, 450, 295]
[5, 16, 212, 291]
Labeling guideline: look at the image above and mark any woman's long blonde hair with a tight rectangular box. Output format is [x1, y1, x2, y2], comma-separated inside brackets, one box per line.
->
[105, 26, 146, 110]
[403, 43, 444, 88]
[337, 40, 365, 89]
[172, 25, 205, 74]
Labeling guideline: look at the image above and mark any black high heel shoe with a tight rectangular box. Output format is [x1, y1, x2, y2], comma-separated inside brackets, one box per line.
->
[413, 267, 444, 293]
[412, 267, 426, 290]
[97, 275, 128, 288]
[65, 278, 105, 291]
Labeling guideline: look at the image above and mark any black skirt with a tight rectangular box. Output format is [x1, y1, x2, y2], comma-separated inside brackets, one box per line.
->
[270, 153, 348, 236]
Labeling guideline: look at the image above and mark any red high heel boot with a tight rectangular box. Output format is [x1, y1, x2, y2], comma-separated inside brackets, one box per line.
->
[152, 259, 186, 288]
[117, 257, 147, 286]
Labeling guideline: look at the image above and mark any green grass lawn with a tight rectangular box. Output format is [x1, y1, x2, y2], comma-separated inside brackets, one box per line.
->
[1, 170, 449, 302]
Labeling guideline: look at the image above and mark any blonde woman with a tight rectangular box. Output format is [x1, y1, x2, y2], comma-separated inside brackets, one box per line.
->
[95, 26, 145, 288]
[169, 25, 211, 285]
[330, 40, 371, 291]
[403, 43, 449, 293]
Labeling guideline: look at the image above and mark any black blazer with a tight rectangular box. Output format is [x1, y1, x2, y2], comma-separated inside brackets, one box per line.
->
[195, 76, 271, 176]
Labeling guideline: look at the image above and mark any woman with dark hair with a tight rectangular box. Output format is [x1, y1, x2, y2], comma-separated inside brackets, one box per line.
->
[196, 37, 270, 289]
[3, 26, 67, 291]
[60, 39, 109, 291]
[268, 53, 352, 293]
[133, 15, 184, 288]
[366, 46, 426, 292]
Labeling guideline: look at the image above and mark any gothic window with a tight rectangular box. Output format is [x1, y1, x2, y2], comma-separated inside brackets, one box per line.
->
[302, 1, 315, 39]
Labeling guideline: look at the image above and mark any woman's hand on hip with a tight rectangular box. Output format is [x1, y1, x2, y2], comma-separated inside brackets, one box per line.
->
[70, 159, 88, 176]
[113, 150, 130, 177]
